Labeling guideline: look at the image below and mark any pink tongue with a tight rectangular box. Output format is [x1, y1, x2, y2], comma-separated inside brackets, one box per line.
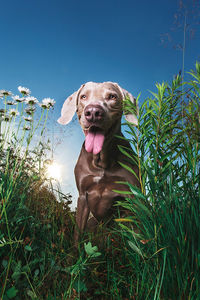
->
[85, 131, 105, 154]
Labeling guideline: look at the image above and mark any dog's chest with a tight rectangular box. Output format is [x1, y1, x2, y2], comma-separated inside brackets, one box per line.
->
[80, 171, 126, 195]
[83, 172, 126, 219]
[93, 175, 103, 184]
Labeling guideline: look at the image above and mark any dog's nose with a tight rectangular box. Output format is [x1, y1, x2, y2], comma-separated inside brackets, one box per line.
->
[84, 105, 105, 123]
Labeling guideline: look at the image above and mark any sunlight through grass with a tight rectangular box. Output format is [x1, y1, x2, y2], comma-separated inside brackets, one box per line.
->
[46, 161, 62, 181]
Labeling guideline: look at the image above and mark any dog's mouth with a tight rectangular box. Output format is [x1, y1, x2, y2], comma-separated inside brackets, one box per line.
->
[84, 126, 105, 155]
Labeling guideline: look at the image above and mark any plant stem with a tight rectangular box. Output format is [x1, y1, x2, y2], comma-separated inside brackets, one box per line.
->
[136, 126, 143, 194]
[182, 13, 187, 124]
[16, 101, 24, 137]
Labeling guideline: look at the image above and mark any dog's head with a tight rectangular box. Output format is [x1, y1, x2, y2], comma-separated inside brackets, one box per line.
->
[58, 81, 138, 154]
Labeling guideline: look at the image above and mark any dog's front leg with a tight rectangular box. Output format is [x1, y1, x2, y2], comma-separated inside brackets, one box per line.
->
[74, 194, 90, 246]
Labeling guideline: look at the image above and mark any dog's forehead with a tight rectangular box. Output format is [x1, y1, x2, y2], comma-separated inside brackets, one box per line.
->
[81, 81, 121, 95]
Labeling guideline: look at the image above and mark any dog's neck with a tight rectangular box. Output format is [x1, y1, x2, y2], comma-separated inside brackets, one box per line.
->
[91, 121, 122, 169]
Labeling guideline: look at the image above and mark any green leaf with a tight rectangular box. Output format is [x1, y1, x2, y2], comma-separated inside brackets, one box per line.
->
[34, 269, 39, 277]
[84, 242, 101, 258]
[118, 161, 139, 180]
[73, 279, 87, 292]
[114, 217, 134, 222]
[6, 286, 18, 299]
[12, 261, 22, 281]
[113, 189, 132, 195]
[12, 271, 21, 281]
[2, 259, 8, 269]
[127, 183, 146, 200]
[26, 290, 37, 299]
[128, 241, 145, 258]
[25, 245, 32, 251]
[144, 137, 155, 153]
[118, 145, 138, 165]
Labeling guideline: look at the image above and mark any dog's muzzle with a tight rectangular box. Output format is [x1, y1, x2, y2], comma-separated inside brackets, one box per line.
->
[84, 104, 105, 123]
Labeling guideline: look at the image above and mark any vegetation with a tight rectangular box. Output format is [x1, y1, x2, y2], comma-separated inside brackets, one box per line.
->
[0, 63, 199, 299]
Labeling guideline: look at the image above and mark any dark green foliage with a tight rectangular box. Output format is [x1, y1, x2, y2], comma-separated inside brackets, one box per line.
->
[0, 149, 74, 299]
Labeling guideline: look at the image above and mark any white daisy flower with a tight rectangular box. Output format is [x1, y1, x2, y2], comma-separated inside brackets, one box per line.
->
[0, 109, 5, 114]
[6, 100, 16, 106]
[12, 95, 25, 103]
[9, 109, 19, 116]
[0, 94, 4, 99]
[39, 103, 48, 109]
[23, 125, 31, 131]
[3, 114, 10, 122]
[0, 90, 12, 96]
[18, 86, 31, 95]
[25, 106, 36, 115]
[40, 98, 55, 109]
[25, 96, 38, 105]
[23, 116, 33, 122]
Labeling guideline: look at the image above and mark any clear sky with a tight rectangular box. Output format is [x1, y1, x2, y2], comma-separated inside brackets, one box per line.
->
[1, 0, 199, 208]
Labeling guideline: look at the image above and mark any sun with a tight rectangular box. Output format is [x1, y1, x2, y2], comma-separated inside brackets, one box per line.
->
[46, 161, 62, 181]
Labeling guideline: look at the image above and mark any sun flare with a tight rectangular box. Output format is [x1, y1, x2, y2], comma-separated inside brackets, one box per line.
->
[46, 161, 62, 181]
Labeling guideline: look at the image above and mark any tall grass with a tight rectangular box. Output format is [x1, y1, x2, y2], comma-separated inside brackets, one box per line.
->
[0, 63, 199, 299]
[0, 88, 73, 299]
[114, 61, 200, 299]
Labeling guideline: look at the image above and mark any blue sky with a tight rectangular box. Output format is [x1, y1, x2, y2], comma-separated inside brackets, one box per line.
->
[1, 0, 199, 207]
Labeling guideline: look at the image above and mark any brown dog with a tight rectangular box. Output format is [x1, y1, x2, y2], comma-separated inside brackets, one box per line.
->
[58, 82, 140, 243]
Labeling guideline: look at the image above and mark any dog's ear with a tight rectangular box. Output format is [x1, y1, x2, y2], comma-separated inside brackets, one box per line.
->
[57, 85, 84, 125]
[113, 83, 138, 126]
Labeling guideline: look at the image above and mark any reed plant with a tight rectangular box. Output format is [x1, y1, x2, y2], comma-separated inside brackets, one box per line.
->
[113, 61, 200, 299]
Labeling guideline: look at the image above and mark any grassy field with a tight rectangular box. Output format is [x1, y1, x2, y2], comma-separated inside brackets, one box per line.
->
[0, 64, 199, 299]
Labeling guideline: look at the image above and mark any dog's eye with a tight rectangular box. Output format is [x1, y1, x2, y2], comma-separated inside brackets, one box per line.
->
[80, 95, 87, 100]
[108, 94, 117, 100]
